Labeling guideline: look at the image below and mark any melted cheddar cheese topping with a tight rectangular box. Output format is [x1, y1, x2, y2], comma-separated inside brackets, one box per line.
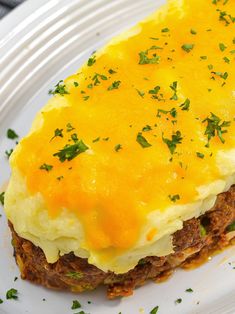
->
[5, 0, 235, 273]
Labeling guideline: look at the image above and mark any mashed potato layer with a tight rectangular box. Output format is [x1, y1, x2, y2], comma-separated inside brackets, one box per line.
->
[4, 0, 235, 273]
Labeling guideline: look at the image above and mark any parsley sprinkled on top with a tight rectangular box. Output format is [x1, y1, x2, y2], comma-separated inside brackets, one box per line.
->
[50, 128, 63, 142]
[7, 129, 18, 140]
[170, 81, 178, 100]
[71, 300, 81, 309]
[136, 133, 152, 148]
[108, 81, 121, 90]
[181, 43, 194, 53]
[53, 136, 89, 162]
[150, 306, 159, 314]
[39, 164, 53, 172]
[49, 80, 69, 96]
[114, 144, 122, 152]
[168, 194, 180, 202]
[87, 55, 96, 66]
[180, 98, 190, 111]
[139, 46, 161, 65]
[185, 288, 194, 293]
[203, 112, 231, 147]
[162, 131, 183, 154]
[219, 42, 227, 51]
[0, 192, 5, 206]
[6, 288, 18, 300]
[161, 27, 170, 32]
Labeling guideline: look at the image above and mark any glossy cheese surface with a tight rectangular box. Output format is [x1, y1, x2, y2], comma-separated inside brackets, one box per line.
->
[4, 0, 235, 273]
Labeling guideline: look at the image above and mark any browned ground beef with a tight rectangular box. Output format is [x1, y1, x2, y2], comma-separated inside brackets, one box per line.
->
[9, 186, 235, 298]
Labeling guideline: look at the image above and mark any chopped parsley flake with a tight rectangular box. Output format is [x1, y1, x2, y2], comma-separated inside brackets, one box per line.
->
[5, 149, 13, 159]
[74, 82, 79, 87]
[71, 300, 81, 310]
[168, 194, 180, 202]
[92, 137, 100, 143]
[136, 89, 145, 98]
[161, 27, 170, 32]
[6, 288, 18, 300]
[87, 55, 96, 66]
[200, 224, 207, 237]
[157, 107, 177, 118]
[66, 271, 83, 279]
[83, 95, 90, 101]
[190, 29, 197, 35]
[0, 299, 3, 304]
[92, 73, 108, 86]
[149, 85, 160, 95]
[139, 47, 161, 65]
[162, 130, 183, 154]
[50, 128, 63, 141]
[203, 112, 231, 147]
[0, 192, 5, 206]
[180, 98, 190, 111]
[136, 133, 152, 148]
[150, 306, 159, 314]
[53, 140, 88, 162]
[108, 69, 117, 74]
[219, 43, 227, 52]
[175, 298, 182, 304]
[49, 80, 69, 96]
[107, 81, 121, 90]
[7, 129, 18, 140]
[66, 123, 75, 132]
[223, 56, 230, 63]
[142, 125, 152, 132]
[196, 152, 205, 159]
[181, 43, 194, 53]
[185, 288, 193, 293]
[227, 221, 235, 232]
[170, 81, 178, 100]
[39, 163, 53, 172]
[211, 71, 228, 80]
[114, 144, 122, 152]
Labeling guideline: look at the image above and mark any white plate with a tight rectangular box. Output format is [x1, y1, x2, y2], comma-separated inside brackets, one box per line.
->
[1, 1, 235, 313]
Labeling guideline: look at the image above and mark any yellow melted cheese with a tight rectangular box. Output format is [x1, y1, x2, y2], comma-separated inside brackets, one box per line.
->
[4, 0, 235, 273]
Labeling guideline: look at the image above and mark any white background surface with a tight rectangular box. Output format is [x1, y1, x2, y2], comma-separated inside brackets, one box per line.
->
[0, 0, 235, 313]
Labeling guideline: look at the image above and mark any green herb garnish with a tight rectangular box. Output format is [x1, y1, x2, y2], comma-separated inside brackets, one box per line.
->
[53, 140, 88, 162]
[180, 98, 190, 111]
[170, 81, 178, 100]
[66, 123, 75, 132]
[87, 55, 96, 66]
[107, 81, 121, 90]
[168, 194, 180, 202]
[39, 164, 53, 172]
[0, 192, 5, 206]
[66, 271, 83, 280]
[161, 27, 170, 32]
[181, 43, 194, 53]
[203, 112, 231, 147]
[50, 128, 63, 142]
[6, 288, 18, 300]
[162, 131, 183, 154]
[175, 298, 182, 304]
[5, 149, 13, 159]
[71, 300, 81, 310]
[49, 80, 69, 96]
[150, 306, 159, 314]
[200, 224, 207, 237]
[114, 144, 122, 152]
[219, 43, 227, 52]
[7, 129, 18, 140]
[196, 152, 205, 159]
[227, 221, 235, 232]
[185, 288, 193, 293]
[136, 133, 152, 148]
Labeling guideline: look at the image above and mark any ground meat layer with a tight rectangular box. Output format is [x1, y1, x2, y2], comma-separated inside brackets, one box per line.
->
[9, 186, 235, 298]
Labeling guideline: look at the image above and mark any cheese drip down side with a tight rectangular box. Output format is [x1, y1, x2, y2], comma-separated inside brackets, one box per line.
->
[4, 0, 235, 273]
